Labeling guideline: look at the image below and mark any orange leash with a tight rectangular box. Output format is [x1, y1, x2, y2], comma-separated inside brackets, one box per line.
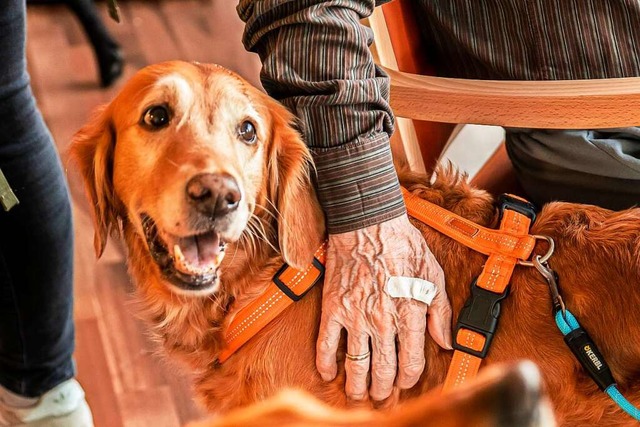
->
[403, 188, 537, 391]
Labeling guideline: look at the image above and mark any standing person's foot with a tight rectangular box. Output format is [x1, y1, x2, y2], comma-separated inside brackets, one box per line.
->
[0, 379, 94, 427]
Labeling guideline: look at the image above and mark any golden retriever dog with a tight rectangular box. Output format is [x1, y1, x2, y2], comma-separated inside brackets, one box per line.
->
[71, 61, 640, 426]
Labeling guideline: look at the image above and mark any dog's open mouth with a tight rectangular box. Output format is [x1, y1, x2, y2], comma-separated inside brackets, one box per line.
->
[141, 214, 226, 293]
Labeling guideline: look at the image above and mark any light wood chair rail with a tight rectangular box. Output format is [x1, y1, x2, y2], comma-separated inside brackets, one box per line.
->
[384, 67, 640, 129]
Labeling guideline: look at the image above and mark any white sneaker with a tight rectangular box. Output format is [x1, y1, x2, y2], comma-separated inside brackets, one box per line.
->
[0, 379, 94, 427]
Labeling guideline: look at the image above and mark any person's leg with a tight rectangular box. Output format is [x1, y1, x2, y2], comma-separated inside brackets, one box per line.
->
[0, 0, 75, 398]
[505, 128, 640, 209]
[65, 0, 123, 87]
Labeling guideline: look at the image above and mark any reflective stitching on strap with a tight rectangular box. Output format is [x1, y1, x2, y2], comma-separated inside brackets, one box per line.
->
[225, 247, 325, 340]
[225, 294, 284, 342]
[401, 188, 535, 259]
[219, 244, 327, 362]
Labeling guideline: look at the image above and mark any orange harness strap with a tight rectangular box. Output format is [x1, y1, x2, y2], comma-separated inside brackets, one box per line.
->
[400, 188, 536, 260]
[403, 188, 536, 391]
[218, 243, 327, 363]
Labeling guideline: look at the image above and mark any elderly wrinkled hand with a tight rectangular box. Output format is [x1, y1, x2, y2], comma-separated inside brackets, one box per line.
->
[315, 214, 453, 401]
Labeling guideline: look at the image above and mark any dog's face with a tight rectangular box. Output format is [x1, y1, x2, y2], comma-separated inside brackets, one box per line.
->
[71, 61, 324, 296]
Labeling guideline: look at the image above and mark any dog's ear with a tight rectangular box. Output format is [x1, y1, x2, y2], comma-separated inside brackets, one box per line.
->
[266, 101, 325, 270]
[69, 105, 120, 258]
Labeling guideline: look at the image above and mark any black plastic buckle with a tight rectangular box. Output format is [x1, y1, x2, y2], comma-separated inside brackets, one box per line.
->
[497, 194, 537, 224]
[453, 278, 509, 359]
[273, 257, 325, 302]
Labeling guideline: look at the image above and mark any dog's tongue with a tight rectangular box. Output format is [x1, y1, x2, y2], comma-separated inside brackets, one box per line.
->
[170, 231, 225, 276]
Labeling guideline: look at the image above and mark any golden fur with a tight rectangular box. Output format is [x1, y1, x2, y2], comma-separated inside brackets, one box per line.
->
[189, 361, 553, 426]
[71, 61, 640, 426]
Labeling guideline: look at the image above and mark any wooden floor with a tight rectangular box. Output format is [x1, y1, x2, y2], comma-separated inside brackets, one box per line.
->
[26, 2, 261, 426]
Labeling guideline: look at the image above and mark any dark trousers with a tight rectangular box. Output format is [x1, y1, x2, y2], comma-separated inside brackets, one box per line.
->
[0, 0, 75, 398]
[67, 0, 119, 50]
[28, 0, 120, 59]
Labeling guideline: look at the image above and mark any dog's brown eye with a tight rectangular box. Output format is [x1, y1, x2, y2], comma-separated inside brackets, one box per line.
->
[142, 106, 170, 129]
[238, 120, 256, 144]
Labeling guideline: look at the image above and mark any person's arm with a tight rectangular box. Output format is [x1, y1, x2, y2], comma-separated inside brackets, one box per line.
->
[238, 0, 452, 401]
[240, 0, 402, 233]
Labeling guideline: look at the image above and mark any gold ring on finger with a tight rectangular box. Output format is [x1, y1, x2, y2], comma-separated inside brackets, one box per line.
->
[345, 351, 371, 361]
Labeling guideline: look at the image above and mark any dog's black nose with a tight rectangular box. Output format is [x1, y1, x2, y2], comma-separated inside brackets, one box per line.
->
[186, 173, 241, 217]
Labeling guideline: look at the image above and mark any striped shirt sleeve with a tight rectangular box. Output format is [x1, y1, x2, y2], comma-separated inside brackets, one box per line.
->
[237, 0, 405, 234]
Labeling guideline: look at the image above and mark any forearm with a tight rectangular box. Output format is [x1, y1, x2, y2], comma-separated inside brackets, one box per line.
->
[238, 0, 404, 233]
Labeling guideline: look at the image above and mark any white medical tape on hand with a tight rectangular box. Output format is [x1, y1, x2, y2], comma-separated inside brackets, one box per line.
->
[385, 276, 438, 305]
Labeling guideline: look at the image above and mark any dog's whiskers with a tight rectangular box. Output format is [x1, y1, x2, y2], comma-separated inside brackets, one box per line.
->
[240, 239, 255, 274]
[262, 198, 295, 238]
[249, 213, 275, 242]
[236, 228, 255, 259]
[254, 201, 280, 223]
[245, 215, 278, 254]
[264, 198, 283, 220]
[207, 291, 224, 309]
[228, 240, 241, 266]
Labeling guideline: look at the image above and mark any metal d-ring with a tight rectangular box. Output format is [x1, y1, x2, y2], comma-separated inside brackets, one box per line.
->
[517, 235, 555, 267]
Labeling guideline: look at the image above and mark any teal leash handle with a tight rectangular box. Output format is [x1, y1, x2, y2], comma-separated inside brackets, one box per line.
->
[555, 310, 640, 421]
